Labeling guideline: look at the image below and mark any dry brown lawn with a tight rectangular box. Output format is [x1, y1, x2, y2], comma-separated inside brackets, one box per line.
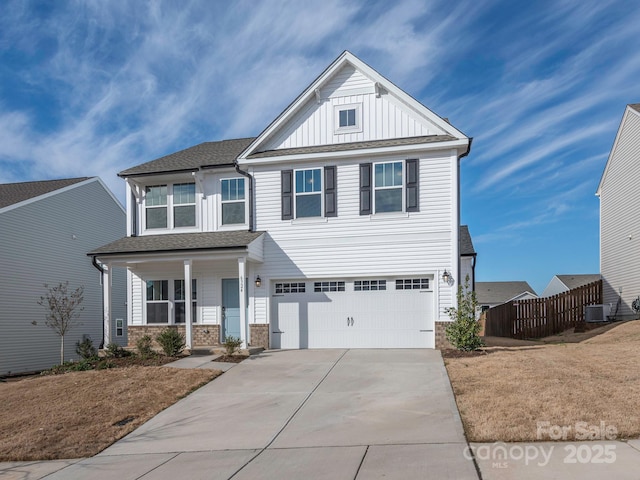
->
[445, 321, 640, 442]
[0, 366, 219, 461]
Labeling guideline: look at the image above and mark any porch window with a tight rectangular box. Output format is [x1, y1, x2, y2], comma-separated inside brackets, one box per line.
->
[221, 178, 246, 225]
[145, 185, 168, 229]
[146, 280, 169, 323]
[174, 279, 197, 323]
[173, 183, 196, 227]
[295, 168, 322, 218]
[374, 162, 403, 213]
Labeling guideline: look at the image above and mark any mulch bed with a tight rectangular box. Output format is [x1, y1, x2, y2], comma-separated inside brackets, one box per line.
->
[441, 349, 490, 359]
[212, 355, 248, 363]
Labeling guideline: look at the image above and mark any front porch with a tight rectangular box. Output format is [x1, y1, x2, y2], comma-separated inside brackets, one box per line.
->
[88, 231, 266, 351]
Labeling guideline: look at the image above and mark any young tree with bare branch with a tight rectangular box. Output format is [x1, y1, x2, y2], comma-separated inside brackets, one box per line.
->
[37, 282, 84, 364]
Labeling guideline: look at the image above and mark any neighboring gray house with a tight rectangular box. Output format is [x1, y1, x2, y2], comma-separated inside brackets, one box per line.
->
[0, 177, 126, 376]
[541, 274, 601, 298]
[476, 281, 538, 313]
[597, 103, 640, 320]
[459, 225, 476, 291]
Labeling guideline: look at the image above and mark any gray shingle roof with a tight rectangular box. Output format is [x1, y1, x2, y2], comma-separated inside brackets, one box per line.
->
[475, 281, 537, 305]
[629, 103, 640, 113]
[556, 274, 601, 290]
[0, 177, 90, 209]
[459, 225, 475, 256]
[119, 138, 256, 177]
[88, 231, 264, 256]
[247, 135, 457, 159]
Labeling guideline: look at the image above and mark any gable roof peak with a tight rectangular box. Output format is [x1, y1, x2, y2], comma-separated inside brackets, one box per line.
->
[238, 51, 468, 160]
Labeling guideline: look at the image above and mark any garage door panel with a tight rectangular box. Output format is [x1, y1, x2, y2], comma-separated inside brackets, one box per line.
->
[271, 279, 434, 349]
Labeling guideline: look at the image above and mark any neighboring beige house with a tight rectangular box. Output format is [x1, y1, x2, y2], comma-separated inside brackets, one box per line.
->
[597, 103, 640, 320]
[476, 281, 538, 314]
[541, 274, 601, 298]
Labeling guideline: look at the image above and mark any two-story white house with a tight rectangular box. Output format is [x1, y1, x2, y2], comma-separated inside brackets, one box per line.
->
[89, 51, 472, 350]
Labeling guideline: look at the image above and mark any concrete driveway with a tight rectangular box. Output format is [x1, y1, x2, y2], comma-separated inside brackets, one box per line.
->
[31, 349, 479, 479]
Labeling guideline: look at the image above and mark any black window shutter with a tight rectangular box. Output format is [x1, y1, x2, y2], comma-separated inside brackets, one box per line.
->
[406, 159, 419, 212]
[281, 170, 293, 220]
[324, 166, 337, 217]
[360, 163, 372, 215]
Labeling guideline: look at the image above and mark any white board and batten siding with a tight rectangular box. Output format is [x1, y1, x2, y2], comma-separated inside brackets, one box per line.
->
[599, 106, 640, 319]
[261, 65, 446, 151]
[0, 179, 126, 376]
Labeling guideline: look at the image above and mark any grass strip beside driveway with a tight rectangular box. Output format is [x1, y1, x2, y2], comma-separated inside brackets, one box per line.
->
[445, 321, 640, 442]
[0, 366, 219, 461]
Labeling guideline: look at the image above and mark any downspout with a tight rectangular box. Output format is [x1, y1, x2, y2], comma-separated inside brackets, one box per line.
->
[91, 256, 106, 349]
[471, 253, 477, 291]
[457, 137, 473, 286]
[234, 162, 255, 231]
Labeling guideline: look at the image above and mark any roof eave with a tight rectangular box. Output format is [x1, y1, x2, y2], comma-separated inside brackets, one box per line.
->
[241, 138, 469, 165]
[118, 167, 200, 179]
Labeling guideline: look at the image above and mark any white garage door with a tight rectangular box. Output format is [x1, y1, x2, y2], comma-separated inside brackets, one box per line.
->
[270, 278, 434, 349]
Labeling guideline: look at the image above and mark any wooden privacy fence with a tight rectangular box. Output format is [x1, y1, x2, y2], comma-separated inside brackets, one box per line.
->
[484, 280, 602, 339]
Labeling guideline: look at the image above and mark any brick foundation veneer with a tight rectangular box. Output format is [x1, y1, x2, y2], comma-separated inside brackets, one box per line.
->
[435, 321, 454, 350]
[250, 324, 269, 350]
[127, 325, 220, 348]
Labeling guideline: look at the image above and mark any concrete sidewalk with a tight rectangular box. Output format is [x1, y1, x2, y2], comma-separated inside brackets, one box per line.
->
[0, 349, 478, 479]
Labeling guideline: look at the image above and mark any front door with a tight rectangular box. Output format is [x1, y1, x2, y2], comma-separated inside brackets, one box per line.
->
[222, 278, 241, 340]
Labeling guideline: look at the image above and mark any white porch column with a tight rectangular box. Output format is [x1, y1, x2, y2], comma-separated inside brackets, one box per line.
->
[103, 263, 112, 347]
[238, 257, 247, 348]
[184, 259, 193, 349]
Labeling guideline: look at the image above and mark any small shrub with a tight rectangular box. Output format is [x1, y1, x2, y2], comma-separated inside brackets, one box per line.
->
[136, 335, 154, 358]
[75, 337, 97, 359]
[155, 328, 186, 357]
[96, 360, 115, 370]
[223, 336, 243, 356]
[105, 342, 131, 358]
[445, 275, 484, 351]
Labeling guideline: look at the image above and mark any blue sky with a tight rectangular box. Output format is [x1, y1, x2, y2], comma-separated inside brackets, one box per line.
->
[1, 0, 638, 293]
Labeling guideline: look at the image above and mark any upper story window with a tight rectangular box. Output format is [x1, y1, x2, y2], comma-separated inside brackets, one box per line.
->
[221, 178, 246, 225]
[374, 162, 403, 213]
[173, 183, 196, 227]
[144, 182, 197, 231]
[295, 168, 322, 218]
[359, 159, 419, 215]
[339, 109, 356, 128]
[145, 185, 168, 229]
[334, 103, 362, 133]
[281, 166, 336, 221]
